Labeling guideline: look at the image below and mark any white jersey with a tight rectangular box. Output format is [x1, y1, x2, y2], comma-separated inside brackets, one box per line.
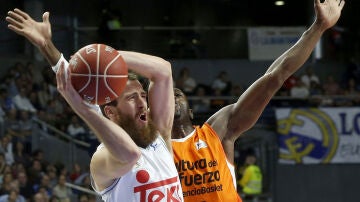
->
[92, 136, 184, 202]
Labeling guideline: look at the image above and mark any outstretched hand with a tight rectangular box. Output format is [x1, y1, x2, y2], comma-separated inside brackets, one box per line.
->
[314, 0, 345, 30]
[6, 8, 52, 49]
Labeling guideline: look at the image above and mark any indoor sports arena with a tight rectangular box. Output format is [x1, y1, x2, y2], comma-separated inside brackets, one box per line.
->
[1, 0, 359, 202]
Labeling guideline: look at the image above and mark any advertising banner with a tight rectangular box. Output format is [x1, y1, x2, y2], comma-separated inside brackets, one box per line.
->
[276, 108, 360, 164]
[247, 27, 305, 61]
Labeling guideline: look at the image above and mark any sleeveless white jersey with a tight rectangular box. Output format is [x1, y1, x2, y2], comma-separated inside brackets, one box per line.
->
[93, 136, 184, 202]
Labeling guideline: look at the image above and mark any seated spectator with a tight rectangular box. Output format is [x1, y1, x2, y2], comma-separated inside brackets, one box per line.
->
[300, 66, 320, 89]
[323, 75, 342, 95]
[52, 174, 72, 202]
[32, 174, 52, 197]
[27, 159, 43, 186]
[0, 135, 14, 166]
[45, 165, 58, 188]
[0, 189, 26, 202]
[67, 115, 87, 141]
[12, 110, 34, 153]
[290, 80, 310, 98]
[209, 88, 228, 111]
[191, 86, 210, 114]
[0, 88, 15, 112]
[13, 142, 30, 167]
[0, 172, 15, 196]
[16, 171, 34, 201]
[33, 187, 50, 202]
[4, 109, 20, 138]
[211, 71, 232, 95]
[175, 67, 197, 95]
[12, 88, 37, 114]
[37, 82, 53, 110]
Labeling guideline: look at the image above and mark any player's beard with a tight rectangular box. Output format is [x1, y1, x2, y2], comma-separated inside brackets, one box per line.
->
[117, 113, 158, 148]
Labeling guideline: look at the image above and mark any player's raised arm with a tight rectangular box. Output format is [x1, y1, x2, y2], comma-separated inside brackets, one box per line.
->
[6, 8, 61, 66]
[118, 51, 175, 149]
[207, 0, 345, 161]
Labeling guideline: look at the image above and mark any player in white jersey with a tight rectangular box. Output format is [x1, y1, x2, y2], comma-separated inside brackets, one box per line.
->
[6, 9, 184, 202]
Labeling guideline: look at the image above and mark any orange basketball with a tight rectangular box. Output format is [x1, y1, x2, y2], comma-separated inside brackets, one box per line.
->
[68, 44, 128, 105]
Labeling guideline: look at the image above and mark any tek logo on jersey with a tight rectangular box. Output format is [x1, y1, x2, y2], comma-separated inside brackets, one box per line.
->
[134, 170, 182, 202]
[195, 139, 208, 150]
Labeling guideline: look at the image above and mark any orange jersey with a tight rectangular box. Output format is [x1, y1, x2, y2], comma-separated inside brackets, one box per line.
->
[172, 123, 242, 202]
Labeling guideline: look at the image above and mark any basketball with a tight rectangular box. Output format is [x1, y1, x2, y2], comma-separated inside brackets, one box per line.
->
[68, 44, 128, 105]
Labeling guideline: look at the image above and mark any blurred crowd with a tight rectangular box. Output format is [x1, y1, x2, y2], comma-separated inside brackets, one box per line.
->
[0, 58, 359, 201]
[0, 61, 95, 202]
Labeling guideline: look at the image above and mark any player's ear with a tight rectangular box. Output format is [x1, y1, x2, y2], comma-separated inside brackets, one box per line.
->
[104, 105, 115, 119]
[189, 109, 194, 120]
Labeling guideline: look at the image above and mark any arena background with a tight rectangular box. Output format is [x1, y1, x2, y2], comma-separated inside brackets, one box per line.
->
[1, 1, 360, 202]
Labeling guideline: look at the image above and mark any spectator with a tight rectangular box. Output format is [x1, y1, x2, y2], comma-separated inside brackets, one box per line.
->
[4, 109, 20, 138]
[0, 135, 14, 166]
[211, 71, 232, 95]
[300, 66, 320, 89]
[12, 110, 33, 153]
[191, 86, 210, 113]
[67, 115, 87, 141]
[32, 174, 52, 197]
[175, 67, 197, 95]
[323, 75, 342, 95]
[0, 189, 26, 202]
[209, 88, 228, 111]
[33, 187, 50, 202]
[16, 171, 33, 201]
[0, 172, 15, 195]
[238, 153, 263, 197]
[290, 79, 310, 98]
[37, 82, 53, 110]
[12, 88, 37, 114]
[45, 165, 58, 188]
[278, 75, 298, 96]
[52, 174, 71, 202]
[78, 194, 89, 202]
[26, 159, 43, 186]
[13, 142, 30, 167]
[0, 88, 15, 112]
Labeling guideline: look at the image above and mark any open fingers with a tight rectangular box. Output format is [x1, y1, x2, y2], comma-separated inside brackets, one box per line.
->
[5, 16, 23, 31]
[7, 10, 25, 23]
[13, 8, 31, 20]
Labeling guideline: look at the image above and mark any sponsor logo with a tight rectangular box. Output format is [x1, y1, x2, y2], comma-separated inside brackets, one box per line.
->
[277, 108, 338, 163]
[134, 170, 182, 202]
[195, 139, 208, 150]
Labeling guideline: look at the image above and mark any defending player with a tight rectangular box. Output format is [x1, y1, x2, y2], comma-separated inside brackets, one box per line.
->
[171, 0, 345, 201]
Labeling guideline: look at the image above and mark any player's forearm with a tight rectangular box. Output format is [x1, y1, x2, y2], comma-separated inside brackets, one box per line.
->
[77, 106, 141, 163]
[39, 39, 62, 66]
[118, 51, 172, 81]
[266, 22, 325, 77]
[118, 51, 175, 138]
